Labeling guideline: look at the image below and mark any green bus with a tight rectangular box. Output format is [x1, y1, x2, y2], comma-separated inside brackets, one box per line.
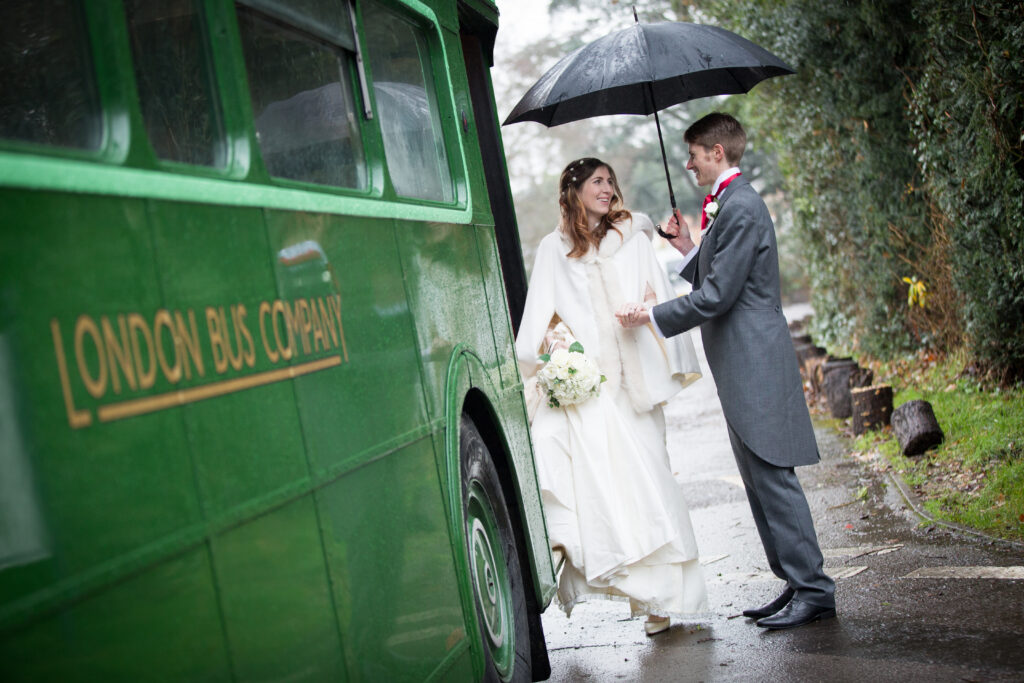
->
[0, 1, 554, 680]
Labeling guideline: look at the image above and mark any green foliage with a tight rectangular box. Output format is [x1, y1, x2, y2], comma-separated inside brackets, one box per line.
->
[691, 0, 1024, 378]
[502, 0, 1024, 377]
[866, 351, 1024, 540]
[697, 0, 930, 358]
[907, 0, 1024, 382]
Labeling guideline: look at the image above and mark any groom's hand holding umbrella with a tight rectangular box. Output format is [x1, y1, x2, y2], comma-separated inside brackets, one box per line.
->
[662, 208, 696, 257]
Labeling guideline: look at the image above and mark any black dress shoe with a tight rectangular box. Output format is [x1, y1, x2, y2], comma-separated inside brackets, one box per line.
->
[756, 598, 836, 630]
[742, 588, 794, 619]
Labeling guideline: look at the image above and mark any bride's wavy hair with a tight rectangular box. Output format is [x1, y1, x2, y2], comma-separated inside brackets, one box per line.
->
[559, 157, 631, 259]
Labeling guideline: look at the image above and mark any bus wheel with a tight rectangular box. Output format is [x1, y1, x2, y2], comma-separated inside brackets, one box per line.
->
[460, 415, 532, 683]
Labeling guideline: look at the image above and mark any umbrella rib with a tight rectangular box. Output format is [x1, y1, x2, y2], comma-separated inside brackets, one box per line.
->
[637, 25, 657, 111]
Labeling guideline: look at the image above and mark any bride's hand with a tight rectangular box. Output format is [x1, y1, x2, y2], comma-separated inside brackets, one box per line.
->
[616, 303, 650, 328]
[543, 330, 570, 354]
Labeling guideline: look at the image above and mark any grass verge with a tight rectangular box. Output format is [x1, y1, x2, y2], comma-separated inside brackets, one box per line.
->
[847, 349, 1024, 543]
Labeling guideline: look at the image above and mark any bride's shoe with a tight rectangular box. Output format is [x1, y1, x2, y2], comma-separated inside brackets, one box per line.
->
[644, 615, 670, 636]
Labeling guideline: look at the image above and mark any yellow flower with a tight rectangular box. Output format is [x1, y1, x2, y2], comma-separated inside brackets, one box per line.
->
[902, 276, 928, 308]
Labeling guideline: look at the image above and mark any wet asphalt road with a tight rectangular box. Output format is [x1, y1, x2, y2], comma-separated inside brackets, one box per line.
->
[537, 325, 1024, 682]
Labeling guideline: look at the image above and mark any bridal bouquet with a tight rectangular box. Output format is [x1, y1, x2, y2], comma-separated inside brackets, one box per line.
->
[537, 342, 606, 408]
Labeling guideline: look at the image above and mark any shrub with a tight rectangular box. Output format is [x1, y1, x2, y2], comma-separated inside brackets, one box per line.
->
[908, 0, 1024, 382]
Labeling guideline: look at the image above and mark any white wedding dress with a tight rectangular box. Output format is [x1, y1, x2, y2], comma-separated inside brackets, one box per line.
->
[516, 215, 708, 617]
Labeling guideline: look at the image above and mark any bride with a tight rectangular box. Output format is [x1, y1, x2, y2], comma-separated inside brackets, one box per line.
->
[515, 157, 707, 635]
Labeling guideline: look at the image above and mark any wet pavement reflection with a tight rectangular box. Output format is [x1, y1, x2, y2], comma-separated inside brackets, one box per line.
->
[539, 326, 1024, 682]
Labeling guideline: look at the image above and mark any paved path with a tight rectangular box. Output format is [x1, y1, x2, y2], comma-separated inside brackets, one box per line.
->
[538, 322, 1024, 682]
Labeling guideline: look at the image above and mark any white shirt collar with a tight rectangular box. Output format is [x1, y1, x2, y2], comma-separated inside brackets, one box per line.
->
[712, 167, 741, 196]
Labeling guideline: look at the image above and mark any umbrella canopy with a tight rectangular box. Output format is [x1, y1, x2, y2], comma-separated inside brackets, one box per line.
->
[504, 22, 795, 127]
[502, 20, 794, 214]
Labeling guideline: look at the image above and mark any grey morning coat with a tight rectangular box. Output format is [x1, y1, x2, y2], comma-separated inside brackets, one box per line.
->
[652, 175, 819, 468]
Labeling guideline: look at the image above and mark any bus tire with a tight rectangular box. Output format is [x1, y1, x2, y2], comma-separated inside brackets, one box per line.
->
[460, 415, 532, 683]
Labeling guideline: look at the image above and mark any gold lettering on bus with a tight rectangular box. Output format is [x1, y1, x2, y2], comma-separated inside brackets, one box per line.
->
[51, 319, 92, 428]
[128, 312, 157, 390]
[328, 294, 348, 362]
[153, 310, 181, 384]
[175, 309, 205, 379]
[236, 303, 256, 369]
[310, 298, 327, 352]
[258, 301, 278, 364]
[51, 295, 348, 429]
[293, 299, 313, 355]
[319, 298, 339, 349]
[101, 314, 137, 395]
[74, 314, 107, 398]
[205, 306, 225, 373]
[271, 299, 294, 361]
[208, 303, 254, 372]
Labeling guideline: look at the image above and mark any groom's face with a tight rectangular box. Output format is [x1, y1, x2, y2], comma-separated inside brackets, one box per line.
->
[686, 143, 721, 188]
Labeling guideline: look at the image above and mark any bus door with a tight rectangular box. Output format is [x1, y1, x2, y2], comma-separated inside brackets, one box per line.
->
[457, 5, 527, 335]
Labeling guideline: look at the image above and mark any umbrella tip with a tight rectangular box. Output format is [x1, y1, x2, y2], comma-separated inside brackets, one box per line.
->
[632, 4, 639, 23]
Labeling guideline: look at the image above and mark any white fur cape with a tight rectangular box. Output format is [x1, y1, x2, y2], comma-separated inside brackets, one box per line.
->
[516, 214, 701, 413]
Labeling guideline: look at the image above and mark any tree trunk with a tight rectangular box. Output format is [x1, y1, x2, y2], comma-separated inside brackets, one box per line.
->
[822, 359, 874, 419]
[851, 384, 893, 435]
[850, 366, 874, 391]
[891, 399, 944, 456]
[804, 355, 828, 403]
[794, 343, 827, 373]
[822, 358, 857, 418]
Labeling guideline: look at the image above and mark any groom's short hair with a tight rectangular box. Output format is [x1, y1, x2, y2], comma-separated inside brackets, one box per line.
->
[685, 113, 746, 165]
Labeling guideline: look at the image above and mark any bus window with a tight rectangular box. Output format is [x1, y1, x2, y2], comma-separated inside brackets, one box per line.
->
[363, 1, 454, 203]
[124, 0, 226, 167]
[0, 1, 101, 150]
[236, 2, 368, 189]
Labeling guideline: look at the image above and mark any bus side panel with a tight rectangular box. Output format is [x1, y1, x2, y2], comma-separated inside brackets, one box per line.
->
[152, 204, 352, 676]
[263, 211, 429, 473]
[396, 221, 500, 422]
[0, 547, 231, 682]
[317, 438, 468, 681]
[474, 222, 518, 389]
[149, 201, 310, 515]
[474, 223, 558, 601]
[213, 495, 345, 681]
[0, 189, 204, 580]
[493, 388, 558, 603]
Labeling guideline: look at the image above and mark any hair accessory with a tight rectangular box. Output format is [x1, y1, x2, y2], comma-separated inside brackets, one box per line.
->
[571, 177, 577, 182]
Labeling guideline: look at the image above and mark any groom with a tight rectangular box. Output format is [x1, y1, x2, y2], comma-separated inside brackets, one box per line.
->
[617, 112, 835, 629]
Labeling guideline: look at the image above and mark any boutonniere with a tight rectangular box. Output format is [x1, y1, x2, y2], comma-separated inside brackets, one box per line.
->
[704, 200, 720, 221]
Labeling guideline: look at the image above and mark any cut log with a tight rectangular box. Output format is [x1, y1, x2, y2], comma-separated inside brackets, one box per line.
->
[891, 399, 944, 456]
[794, 343, 827, 372]
[804, 355, 829, 400]
[788, 315, 812, 333]
[822, 358, 858, 418]
[850, 366, 874, 391]
[851, 384, 893, 435]
[791, 333, 813, 346]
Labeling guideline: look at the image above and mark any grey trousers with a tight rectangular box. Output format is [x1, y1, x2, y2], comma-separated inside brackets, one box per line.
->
[727, 421, 836, 608]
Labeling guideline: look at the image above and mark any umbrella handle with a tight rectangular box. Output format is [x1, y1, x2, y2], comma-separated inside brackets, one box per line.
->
[650, 85, 677, 241]
[651, 95, 679, 240]
[653, 106, 676, 211]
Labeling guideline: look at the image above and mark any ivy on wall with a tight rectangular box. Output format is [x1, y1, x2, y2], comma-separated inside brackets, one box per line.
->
[684, 0, 1024, 381]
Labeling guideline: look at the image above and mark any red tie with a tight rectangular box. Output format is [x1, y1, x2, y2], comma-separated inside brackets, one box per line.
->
[700, 172, 742, 231]
[699, 193, 714, 232]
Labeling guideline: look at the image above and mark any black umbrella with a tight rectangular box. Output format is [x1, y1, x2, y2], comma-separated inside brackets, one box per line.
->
[503, 13, 794, 212]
